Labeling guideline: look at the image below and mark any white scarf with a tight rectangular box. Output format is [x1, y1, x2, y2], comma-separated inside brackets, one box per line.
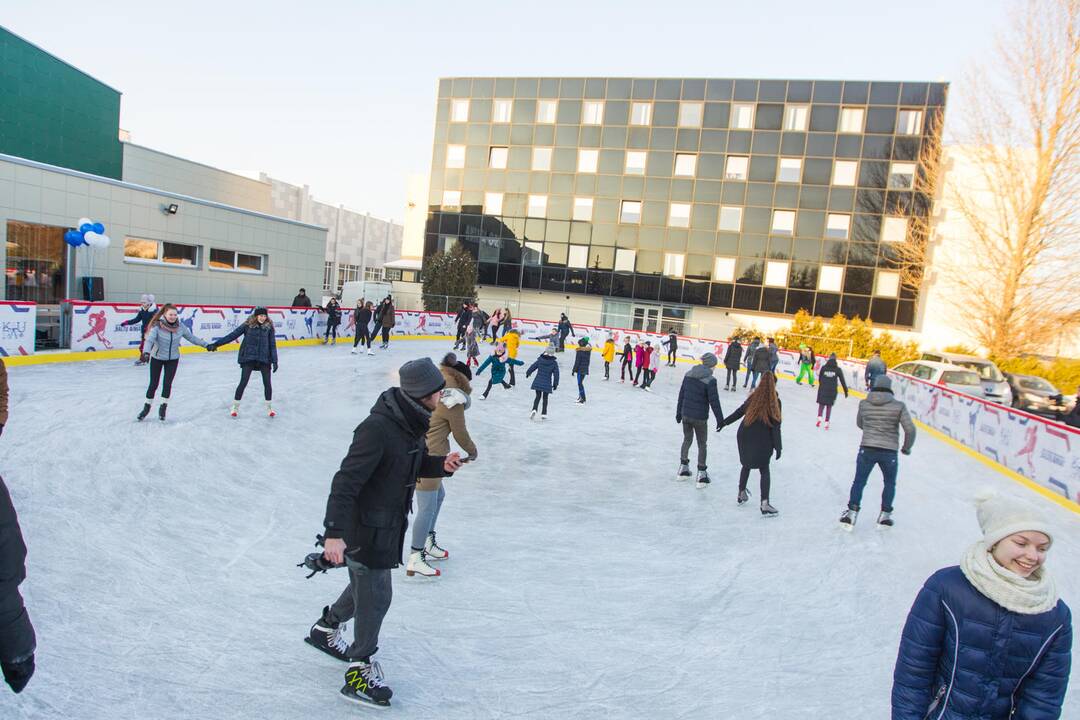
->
[960, 541, 1059, 615]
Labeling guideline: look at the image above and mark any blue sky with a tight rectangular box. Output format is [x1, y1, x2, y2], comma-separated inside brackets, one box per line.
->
[5, 0, 1008, 222]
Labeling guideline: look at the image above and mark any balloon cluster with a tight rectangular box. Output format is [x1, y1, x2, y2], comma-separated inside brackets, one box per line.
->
[64, 217, 111, 248]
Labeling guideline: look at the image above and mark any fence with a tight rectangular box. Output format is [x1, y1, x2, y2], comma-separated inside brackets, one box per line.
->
[0, 301, 36, 356]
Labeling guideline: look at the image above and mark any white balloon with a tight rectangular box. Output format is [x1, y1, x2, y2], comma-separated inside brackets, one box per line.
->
[77, 217, 93, 229]
[98, 234, 111, 247]
[83, 231, 103, 247]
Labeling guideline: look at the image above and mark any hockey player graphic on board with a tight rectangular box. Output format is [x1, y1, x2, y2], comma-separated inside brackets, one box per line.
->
[1015, 423, 1038, 477]
[77, 309, 113, 349]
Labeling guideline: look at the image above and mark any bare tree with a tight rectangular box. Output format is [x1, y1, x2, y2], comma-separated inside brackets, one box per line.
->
[941, 0, 1080, 357]
[892, 109, 945, 294]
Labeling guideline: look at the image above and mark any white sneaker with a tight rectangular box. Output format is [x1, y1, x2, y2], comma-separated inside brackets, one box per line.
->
[424, 532, 448, 560]
[405, 550, 440, 577]
[230, 402, 240, 418]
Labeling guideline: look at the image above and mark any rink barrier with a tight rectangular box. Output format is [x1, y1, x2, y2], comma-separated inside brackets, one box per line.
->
[0, 301, 37, 357]
[13, 302, 1080, 513]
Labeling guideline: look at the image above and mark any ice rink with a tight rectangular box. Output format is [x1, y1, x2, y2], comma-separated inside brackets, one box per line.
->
[2, 339, 1077, 719]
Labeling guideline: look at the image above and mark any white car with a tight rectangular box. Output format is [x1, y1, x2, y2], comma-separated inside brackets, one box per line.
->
[920, 351, 1011, 403]
[892, 360, 986, 398]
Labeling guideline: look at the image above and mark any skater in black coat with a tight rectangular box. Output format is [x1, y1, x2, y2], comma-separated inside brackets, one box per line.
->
[556, 314, 575, 352]
[321, 298, 342, 344]
[661, 330, 679, 366]
[208, 307, 279, 417]
[815, 353, 849, 429]
[618, 340, 635, 382]
[720, 372, 783, 516]
[722, 338, 742, 390]
[0, 475, 35, 694]
[352, 300, 375, 354]
[120, 294, 157, 364]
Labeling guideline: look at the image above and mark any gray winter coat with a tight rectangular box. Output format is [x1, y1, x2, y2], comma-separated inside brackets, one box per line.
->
[865, 356, 887, 383]
[143, 321, 207, 361]
[856, 389, 916, 452]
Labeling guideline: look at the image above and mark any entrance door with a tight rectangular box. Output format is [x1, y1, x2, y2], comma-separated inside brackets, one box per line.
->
[632, 306, 660, 333]
[5, 220, 70, 348]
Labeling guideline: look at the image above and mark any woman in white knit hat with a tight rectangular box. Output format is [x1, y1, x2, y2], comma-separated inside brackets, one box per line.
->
[891, 493, 1072, 719]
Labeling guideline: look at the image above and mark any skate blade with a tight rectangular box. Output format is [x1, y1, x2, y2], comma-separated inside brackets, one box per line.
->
[876, 523, 893, 531]
[405, 570, 440, 578]
[695, 482, 710, 489]
[839, 522, 855, 532]
[339, 687, 391, 709]
[303, 636, 349, 662]
[761, 513, 779, 518]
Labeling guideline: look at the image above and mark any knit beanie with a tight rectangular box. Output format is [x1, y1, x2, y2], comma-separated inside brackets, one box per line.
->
[544, 342, 556, 355]
[700, 352, 718, 368]
[399, 358, 446, 399]
[872, 375, 893, 391]
[976, 492, 1054, 548]
[579, 337, 589, 347]
[252, 306, 268, 318]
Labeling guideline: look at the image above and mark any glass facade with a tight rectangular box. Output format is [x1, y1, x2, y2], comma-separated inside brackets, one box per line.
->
[423, 77, 948, 328]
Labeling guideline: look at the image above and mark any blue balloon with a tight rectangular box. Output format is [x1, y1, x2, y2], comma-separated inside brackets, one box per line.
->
[92, 222, 105, 234]
[79, 223, 94, 234]
[64, 230, 81, 246]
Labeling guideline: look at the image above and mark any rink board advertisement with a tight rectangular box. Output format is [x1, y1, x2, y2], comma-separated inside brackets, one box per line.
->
[0, 301, 36, 356]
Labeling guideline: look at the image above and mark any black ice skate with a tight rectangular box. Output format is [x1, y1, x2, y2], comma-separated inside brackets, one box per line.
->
[305, 605, 350, 661]
[341, 659, 392, 708]
[737, 488, 751, 505]
[876, 511, 894, 529]
[695, 469, 710, 489]
[137, 403, 151, 421]
[158, 403, 168, 421]
[676, 463, 691, 481]
[839, 507, 859, 532]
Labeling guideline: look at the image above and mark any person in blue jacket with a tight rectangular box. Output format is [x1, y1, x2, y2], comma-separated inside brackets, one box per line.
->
[892, 493, 1072, 720]
[208, 307, 279, 418]
[571, 337, 593, 404]
[525, 343, 560, 420]
[120, 293, 157, 365]
[475, 343, 523, 400]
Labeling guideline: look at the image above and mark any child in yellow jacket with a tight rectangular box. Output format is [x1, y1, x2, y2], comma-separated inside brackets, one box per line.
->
[601, 336, 616, 381]
[501, 327, 521, 386]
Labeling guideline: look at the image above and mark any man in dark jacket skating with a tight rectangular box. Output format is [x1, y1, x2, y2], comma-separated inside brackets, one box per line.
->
[742, 337, 761, 388]
[0, 475, 35, 694]
[864, 350, 887, 390]
[676, 353, 725, 487]
[307, 358, 463, 708]
[556, 314, 575, 352]
[840, 375, 916, 530]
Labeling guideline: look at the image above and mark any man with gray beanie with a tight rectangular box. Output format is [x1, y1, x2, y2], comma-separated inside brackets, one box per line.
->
[308, 357, 464, 708]
[675, 353, 725, 488]
[840, 374, 916, 530]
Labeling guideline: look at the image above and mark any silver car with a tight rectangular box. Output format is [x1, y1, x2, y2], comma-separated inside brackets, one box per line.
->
[920, 351, 1011, 402]
[893, 361, 986, 397]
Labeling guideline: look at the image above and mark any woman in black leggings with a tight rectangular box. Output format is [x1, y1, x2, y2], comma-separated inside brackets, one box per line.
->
[351, 300, 374, 355]
[137, 303, 211, 421]
[208, 307, 279, 418]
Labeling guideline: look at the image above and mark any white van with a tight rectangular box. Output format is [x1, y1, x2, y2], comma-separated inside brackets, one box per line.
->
[339, 281, 393, 309]
[919, 351, 1011, 403]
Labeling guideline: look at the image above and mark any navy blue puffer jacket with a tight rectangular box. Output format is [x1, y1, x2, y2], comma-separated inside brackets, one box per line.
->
[213, 320, 278, 366]
[892, 566, 1072, 720]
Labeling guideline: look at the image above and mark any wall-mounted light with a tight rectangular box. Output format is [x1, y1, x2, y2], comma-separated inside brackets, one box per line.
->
[163, 203, 179, 215]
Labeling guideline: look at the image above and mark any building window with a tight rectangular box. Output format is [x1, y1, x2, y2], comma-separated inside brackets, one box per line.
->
[771, 210, 795, 235]
[338, 263, 362, 288]
[123, 237, 199, 267]
[536, 99, 557, 123]
[764, 260, 789, 287]
[532, 147, 552, 171]
[385, 268, 404, 282]
[826, 213, 851, 239]
[718, 206, 743, 232]
[446, 144, 465, 168]
[663, 252, 686, 278]
[630, 102, 652, 126]
[620, 200, 642, 224]
[364, 266, 384, 281]
[492, 99, 513, 123]
[678, 102, 704, 128]
[897, 109, 923, 135]
[451, 99, 470, 122]
[725, 155, 749, 180]
[527, 194, 547, 218]
[888, 162, 916, 189]
[832, 160, 858, 186]
[732, 103, 755, 129]
[578, 149, 599, 173]
[438, 235, 458, 253]
[778, 157, 802, 183]
[784, 104, 809, 131]
[614, 248, 636, 272]
[568, 245, 589, 268]
[573, 197, 594, 221]
[484, 192, 504, 215]
[668, 203, 692, 228]
[674, 153, 697, 177]
[714, 256, 736, 282]
[323, 261, 334, 292]
[523, 241, 543, 265]
[625, 150, 647, 175]
[840, 107, 865, 133]
[582, 101, 605, 125]
[818, 264, 844, 292]
[881, 216, 908, 243]
[210, 248, 265, 274]
[875, 270, 901, 298]
[489, 146, 508, 169]
[442, 190, 461, 209]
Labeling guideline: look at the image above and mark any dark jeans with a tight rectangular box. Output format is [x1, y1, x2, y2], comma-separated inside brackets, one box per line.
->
[381, 326, 391, 344]
[724, 368, 738, 387]
[508, 363, 516, 386]
[743, 365, 754, 387]
[680, 419, 708, 469]
[325, 324, 338, 342]
[576, 373, 586, 399]
[532, 390, 549, 414]
[146, 358, 178, 400]
[604, 360, 610, 380]
[558, 332, 569, 352]
[667, 349, 676, 365]
[848, 447, 898, 511]
[235, 362, 272, 401]
[353, 325, 372, 348]
[748, 370, 761, 388]
[739, 465, 772, 500]
[454, 324, 468, 349]
[640, 369, 654, 389]
[327, 559, 393, 661]
[621, 359, 634, 380]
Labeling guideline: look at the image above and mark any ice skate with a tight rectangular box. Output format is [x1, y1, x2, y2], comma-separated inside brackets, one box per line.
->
[876, 511, 894, 529]
[405, 550, 440, 578]
[737, 488, 750, 505]
[424, 532, 448, 560]
[575, 397, 585, 404]
[530, 409, 537, 420]
[266, 401, 276, 418]
[158, 403, 168, 422]
[816, 418, 822, 428]
[341, 659, 392, 708]
[230, 401, 240, 418]
[351, 348, 358, 355]
[839, 508, 859, 531]
[137, 403, 151, 421]
[676, 463, 691, 481]
[824, 420, 830, 430]
[695, 469, 710, 489]
[367, 348, 374, 356]
[305, 605, 350, 661]
[760, 500, 778, 517]
[540, 413, 548, 421]
[134, 358, 146, 366]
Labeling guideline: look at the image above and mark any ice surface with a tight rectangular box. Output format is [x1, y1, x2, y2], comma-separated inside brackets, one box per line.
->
[1, 340, 1077, 719]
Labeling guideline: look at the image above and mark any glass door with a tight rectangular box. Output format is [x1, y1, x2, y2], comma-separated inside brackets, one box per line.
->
[5, 220, 70, 348]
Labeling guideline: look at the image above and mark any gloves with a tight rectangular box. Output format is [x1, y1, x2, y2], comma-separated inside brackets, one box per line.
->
[775, 449, 782, 460]
[552, 385, 558, 392]
[901, 448, 911, 456]
[844, 392, 849, 398]
[205, 343, 217, 352]
[140, 352, 150, 363]
[675, 416, 682, 424]
[2, 654, 35, 694]
[467, 452, 478, 462]
[273, 362, 279, 373]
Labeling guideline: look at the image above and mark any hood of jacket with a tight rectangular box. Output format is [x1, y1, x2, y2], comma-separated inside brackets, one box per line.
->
[686, 365, 714, 382]
[371, 388, 430, 439]
[867, 389, 895, 405]
[535, 355, 558, 368]
[441, 364, 472, 395]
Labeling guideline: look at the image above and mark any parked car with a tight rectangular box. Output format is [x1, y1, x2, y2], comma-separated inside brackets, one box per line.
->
[919, 351, 1011, 403]
[1004, 373, 1075, 419]
[892, 360, 986, 397]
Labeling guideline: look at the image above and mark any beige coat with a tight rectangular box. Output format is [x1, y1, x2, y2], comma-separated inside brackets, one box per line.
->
[417, 365, 476, 491]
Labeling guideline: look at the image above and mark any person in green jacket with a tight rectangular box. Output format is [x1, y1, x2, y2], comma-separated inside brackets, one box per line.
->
[475, 343, 524, 400]
[795, 344, 816, 387]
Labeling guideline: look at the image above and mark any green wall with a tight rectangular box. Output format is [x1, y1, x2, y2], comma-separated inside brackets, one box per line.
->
[0, 26, 122, 179]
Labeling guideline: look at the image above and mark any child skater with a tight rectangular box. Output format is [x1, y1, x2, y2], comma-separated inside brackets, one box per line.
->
[600, 335, 616, 381]
[475, 342, 523, 400]
[815, 353, 848, 429]
[719, 371, 782, 517]
[207, 307, 279, 418]
[137, 303, 212, 421]
[465, 324, 481, 369]
[572, 337, 593, 403]
[640, 341, 660, 391]
[501, 326, 522, 386]
[525, 342, 560, 420]
[121, 293, 157, 365]
[619, 338, 635, 383]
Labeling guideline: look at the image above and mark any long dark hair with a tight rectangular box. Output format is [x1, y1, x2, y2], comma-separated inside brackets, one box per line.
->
[744, 372, 782, 426]
[145, 303, 178, 335]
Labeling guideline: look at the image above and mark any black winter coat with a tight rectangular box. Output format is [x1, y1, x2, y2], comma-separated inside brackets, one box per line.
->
[572, 346, 593, 375]
[355, 307, 373, 327]
[558, 319, 575, 339]
[677, 366, 724, 423]
[323, 303, 342, 327]
[0, 476, 35, 665]
[323, 389, 450, 569]
[723, 341, 742, 370]
[292, 294, 312, 307]
[722, 399, 783, 469]
[120, 307, 156, 334]
[816, 360, 849, 406]
[214, 321, 279, 366]
[751, 346, 772, 374]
